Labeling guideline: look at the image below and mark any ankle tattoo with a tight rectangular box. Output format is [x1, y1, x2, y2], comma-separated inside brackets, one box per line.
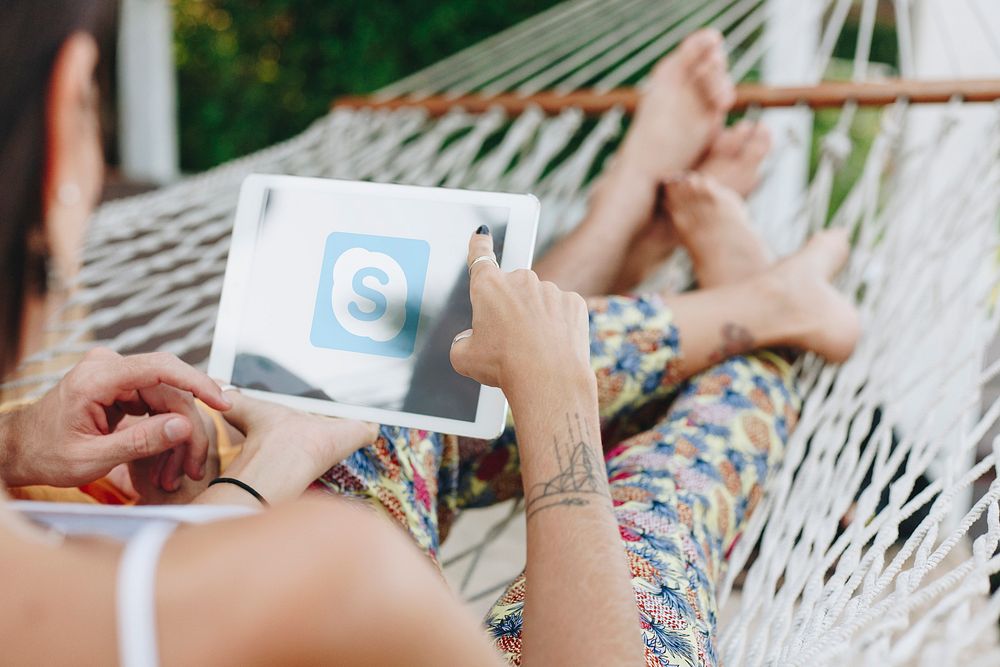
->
[708, 322, 755, 364]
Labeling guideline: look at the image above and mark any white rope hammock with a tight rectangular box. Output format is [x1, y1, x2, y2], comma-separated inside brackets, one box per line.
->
[8, 0, 1000, 663]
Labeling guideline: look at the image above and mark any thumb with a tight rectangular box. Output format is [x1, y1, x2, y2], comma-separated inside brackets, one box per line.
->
[335, 420, 382, 460]
[97, 413, 191, 465]
[449, 329, 475, 379]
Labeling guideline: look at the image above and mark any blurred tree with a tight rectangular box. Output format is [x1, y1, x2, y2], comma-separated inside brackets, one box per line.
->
[173, 0, 561, 171]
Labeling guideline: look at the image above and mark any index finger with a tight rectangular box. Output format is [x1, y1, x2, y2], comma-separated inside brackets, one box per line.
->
[91, 353, 232, 412]
[467, 226, 498, 280]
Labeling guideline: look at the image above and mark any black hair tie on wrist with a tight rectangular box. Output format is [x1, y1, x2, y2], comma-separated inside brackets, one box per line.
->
[208, 477, 270, 507]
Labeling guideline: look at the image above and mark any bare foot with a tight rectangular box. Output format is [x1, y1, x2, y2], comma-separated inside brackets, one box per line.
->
[765, 229, 861, 363]
[667, 173, 770, 288]
[619, 29, 735, 183]
[587, 29, 735, 248]
[539, 30, 735, 297]
[607, 122, 772, 294]
[697, 120, 772, 198]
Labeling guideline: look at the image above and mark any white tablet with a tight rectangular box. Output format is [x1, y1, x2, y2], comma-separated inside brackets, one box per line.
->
[208, 175, 540, 439]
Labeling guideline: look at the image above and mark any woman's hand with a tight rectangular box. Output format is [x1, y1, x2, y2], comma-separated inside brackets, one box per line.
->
[0, 348, 231, 489]
[449, 227, 593, 401]
[452, 229, 644, 666]
[202, 391, 378, 506]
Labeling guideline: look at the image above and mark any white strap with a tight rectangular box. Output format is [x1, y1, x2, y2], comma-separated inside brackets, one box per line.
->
[116, 521, 177, 667]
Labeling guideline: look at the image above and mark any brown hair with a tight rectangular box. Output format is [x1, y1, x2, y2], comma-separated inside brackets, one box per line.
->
[0, 1, 115, 375]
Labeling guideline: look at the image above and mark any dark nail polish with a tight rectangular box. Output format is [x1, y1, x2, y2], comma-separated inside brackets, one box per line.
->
[476, 224, 490, 236]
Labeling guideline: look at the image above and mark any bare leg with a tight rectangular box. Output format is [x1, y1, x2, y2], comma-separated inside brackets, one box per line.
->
[535, 29, 734, 296]
[606, 184, 681, 295]
[666, 229, 861, 378]
[2, 497, 503, 667]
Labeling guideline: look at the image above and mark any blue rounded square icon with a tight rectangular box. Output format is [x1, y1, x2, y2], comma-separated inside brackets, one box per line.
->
[310, 232, 430, 358]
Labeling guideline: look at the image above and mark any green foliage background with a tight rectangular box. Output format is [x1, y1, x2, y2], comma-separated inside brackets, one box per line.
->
[173, 0, 898, 213]
[173, 0, 561, 171]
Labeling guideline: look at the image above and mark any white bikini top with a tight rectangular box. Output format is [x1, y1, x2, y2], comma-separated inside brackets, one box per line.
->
[10, 501, 255, 667]
[117, 521, 177, 667]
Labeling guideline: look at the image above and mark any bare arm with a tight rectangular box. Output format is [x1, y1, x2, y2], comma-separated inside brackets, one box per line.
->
[512, 374, 643, 666]
[0, 492, 504, 666]
[1, 349, 231, 492]
[451, 229, 644, 665]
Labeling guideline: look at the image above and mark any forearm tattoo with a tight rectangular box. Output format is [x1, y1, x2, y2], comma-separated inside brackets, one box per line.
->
[708, 322, 755, 364]
[526, 412, 608, 520]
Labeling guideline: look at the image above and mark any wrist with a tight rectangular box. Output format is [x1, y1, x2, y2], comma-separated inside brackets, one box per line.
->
[0, 407, 30, 487]
[506, 364, 597, 417]
[194, 480, 266, 509]
[217, 438, 317, 505]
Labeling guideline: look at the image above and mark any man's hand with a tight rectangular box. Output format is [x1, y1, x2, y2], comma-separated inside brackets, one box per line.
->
[1, 348, 231, 489]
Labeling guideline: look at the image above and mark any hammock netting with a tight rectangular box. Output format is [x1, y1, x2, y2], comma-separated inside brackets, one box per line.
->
[8, 0, 1000, 663]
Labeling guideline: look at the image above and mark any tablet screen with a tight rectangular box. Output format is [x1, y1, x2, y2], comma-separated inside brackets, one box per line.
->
[229, 185, 509, 423]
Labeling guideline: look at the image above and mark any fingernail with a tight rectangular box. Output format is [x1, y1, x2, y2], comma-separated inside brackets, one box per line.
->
[476, 224, 490, 236]
[219, 384, 239, 410]
[164, 417, 187, 442]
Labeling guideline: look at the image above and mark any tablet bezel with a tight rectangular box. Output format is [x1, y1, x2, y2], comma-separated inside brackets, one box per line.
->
[208, 174, 539, 440]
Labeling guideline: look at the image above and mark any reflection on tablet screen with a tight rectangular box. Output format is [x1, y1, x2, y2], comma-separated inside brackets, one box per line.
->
[231, 186, 509, 422]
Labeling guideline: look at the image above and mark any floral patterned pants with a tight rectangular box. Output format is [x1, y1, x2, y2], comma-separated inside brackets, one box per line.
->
[317, 294, 800, 667]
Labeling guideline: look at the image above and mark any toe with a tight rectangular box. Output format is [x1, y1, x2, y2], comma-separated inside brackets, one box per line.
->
[691, 49, 727, 79]
[808, 228, 851, 279]
[686, 172, 712, 197]
[744, 123, 773, 159]
[649, 29, 723, 84]
[679, 28, 724, 61]
[691, 52, 735, 112]
[710, 79, 737, 112]
[816, 284, 862, 363]
[710, 121, 752, 158]
[729, 120, 757, 150]
[699, 173, 727, 199]
[671, 28, 725, 76]
[699, 175, 745, 214]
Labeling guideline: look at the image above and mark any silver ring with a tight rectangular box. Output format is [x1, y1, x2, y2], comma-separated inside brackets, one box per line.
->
[468, 255, 500, 276]
[451, 331, 473, 346]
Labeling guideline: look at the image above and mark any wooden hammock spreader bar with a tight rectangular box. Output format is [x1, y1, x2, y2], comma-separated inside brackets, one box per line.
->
[334, 78, 1000, 116]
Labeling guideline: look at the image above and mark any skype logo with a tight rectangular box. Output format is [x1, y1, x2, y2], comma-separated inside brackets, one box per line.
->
[310, 233, 430, 358]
